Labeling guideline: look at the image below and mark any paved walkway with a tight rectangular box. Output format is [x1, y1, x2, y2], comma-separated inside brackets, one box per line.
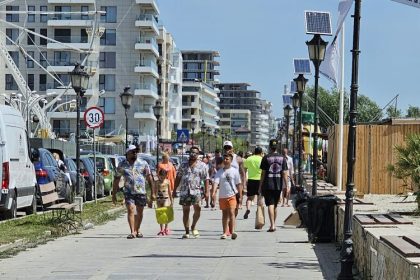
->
[0, 203, 340, 279]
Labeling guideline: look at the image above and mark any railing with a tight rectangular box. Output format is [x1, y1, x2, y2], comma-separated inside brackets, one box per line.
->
[137, 37, 158, 49]
[134, 105, 153, 113]
[136, 60, 158, 72]
[135, 82, 157, 92]
[50, 15, 93, 21]
[47, 60, 98, 67]
[137, 14, 158, 25]
[52, 36, 88, 44]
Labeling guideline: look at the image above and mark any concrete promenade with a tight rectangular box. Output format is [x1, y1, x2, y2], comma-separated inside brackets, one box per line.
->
[0, 204, 340, 279]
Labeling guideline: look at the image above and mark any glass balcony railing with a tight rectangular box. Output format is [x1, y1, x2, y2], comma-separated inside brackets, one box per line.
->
[134, 105, 153, 113]
[136, 14, 158, 25]
[52, 36, 89, 44]
[50, 14, 93, 21]
[136, 60, 158, 72]
[135, 82, 157, 93]
[136, 37, 158, 49]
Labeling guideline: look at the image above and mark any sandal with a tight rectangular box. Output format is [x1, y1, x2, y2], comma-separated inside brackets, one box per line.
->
[127, 234, 135, 239]
[136, 233, 144, 238]
[157, 231, 164, 236]
[267, 228, 276, 232]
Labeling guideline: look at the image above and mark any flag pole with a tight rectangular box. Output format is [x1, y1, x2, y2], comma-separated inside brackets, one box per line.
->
[337, 23, 345, 191]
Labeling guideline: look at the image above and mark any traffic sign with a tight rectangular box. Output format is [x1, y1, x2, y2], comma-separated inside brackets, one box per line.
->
[84, 107, 104, 128]
[177, 129, 189, 143]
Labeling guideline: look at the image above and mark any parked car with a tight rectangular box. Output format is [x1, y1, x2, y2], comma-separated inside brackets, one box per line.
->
[107, 154, 125, 169]
[32, 148, 72, 203]
[138, 154, 157, 175]
[63, 157, 86, 201]
[76, 157, 105, 201]
[87, 154, 115, 195]
[0, 105, 37, 219]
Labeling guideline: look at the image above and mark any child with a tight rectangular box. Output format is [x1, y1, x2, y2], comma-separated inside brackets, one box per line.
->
[154, 169, 173, 235]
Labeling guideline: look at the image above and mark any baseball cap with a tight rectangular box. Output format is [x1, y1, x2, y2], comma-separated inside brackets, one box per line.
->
[269, 139, 278, 148]
[126, 144, 138, 153]
[223, 141, 233, 148]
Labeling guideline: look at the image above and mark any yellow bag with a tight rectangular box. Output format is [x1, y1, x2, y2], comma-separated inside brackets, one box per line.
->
[155, 206, 174, 224]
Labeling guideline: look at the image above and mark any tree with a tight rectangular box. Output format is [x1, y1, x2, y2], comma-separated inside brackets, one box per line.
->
[356, 94, 382, 123]
[406, 105, 420, 118]
[386, 105, 402, 118]
[387, 133, 420, 211]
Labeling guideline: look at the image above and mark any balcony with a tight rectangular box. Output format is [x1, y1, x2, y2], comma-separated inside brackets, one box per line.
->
[46, 84, 94, 96]
[182, 101, 200, 108]
[135, 0, 160, 15]
[134, 105, 156, 120]
[134, 83, 159, 99]
[182, 114, 200, 121]
[46, 60, 97, 73]
[49, 0, 95, 3]
[135, 14, 159, 35]
[48, 15, 93, 27]
[134, 60, 159, 78]
[135, 37, 159, 57]
[47, 36, 90, 50]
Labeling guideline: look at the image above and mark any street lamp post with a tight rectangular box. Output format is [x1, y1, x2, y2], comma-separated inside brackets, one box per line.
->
[214, 128, 219, 152]
[153, 100, 163, 168]
[294, 74, 308, 186]
[70, 63, 90, 202]
[283, 104, 292, 150]
[120, 86, 133, 149]
[206, 127, 212, 153]
[292, 92, 300, 160]
[306, 34, 328, 196]
[338, 1, 361, 279]
[191, 118, 197, 145]
[200, 121, 206, 153]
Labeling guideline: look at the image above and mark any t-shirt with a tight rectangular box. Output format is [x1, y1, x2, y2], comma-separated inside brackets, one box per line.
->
[260, 152, 288, 191]
[214, 167, 241, 199]
[244, 155, 262, 181]
[157, 162, 176, 191]
[116, 158, 151, 195]
[177, 160, 209, 197]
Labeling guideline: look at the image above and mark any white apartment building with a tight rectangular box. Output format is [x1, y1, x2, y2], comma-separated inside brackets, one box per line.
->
[219, 108, 251, 143]
[0, 0, 181, 150]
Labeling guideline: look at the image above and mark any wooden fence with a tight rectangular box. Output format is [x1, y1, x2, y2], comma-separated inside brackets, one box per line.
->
[327, 120, 420, 194]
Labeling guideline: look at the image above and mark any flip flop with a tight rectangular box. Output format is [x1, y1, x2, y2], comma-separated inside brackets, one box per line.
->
[127, 234, 135, 239]
[136, 233, 144, 238]
[267, 228, 276, 232]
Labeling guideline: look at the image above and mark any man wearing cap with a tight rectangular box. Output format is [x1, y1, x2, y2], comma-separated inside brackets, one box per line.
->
[112, 145, 154, 239]
[243, 146, 263, 219]
[174, 146, 210, 239]
[223, 140, 246, 212]
[258, 139, 288, 232]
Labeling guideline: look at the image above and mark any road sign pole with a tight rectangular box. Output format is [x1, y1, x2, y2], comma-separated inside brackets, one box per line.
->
[93, 128, 97, 204]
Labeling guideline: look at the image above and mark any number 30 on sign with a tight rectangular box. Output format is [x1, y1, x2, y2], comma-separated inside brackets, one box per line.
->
[84, 107, 105, 128]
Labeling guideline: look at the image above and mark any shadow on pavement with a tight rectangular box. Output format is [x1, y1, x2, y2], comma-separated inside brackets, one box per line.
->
[126, 254, 274, 259]
[266, 260, 321, 270]
[313, 243, 340, 279]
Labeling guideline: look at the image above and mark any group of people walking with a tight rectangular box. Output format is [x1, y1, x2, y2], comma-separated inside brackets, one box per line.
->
[112, 139, 294, 240]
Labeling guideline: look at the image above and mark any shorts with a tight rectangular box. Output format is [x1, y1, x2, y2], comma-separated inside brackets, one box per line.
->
[246, 180, 260, 197]
[124, 193, 147, 207]
[219, 195, 237, 210]
[179, 194, 202, 206]
[262, 190, 281, 207]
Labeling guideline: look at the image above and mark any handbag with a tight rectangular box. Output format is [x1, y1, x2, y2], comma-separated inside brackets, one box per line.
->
[155, 206, 174, 224]
[255, 195, 265, 229]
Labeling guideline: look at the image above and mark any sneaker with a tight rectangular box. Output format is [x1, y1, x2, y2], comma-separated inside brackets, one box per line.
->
[192, 229, 200, 238]
[243, 209, 250, 219]
[231, 232, 238, 240]
[182, 233, 190, 239]
[220, 234, 227, 239]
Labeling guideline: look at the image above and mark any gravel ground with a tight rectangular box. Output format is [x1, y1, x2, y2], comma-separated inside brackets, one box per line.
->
[361, 194, 420, 229]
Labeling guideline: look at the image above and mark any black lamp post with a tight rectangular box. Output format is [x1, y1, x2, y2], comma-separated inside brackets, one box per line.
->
[200, 121, 206, 153]
[338, 1, 361, 279]
[294, 74, 308, 186]
[292, 92, 300, 159]
[283, 104, 292, 150]
[191, 118, 196, 145]
[206, 127, 212, 153]
[120, 86, 133, 149]
[153, 100, 163, 168]
[214, 128, 219, 152]
[70, 63, 89, 202]
[306, 34, 328, 196]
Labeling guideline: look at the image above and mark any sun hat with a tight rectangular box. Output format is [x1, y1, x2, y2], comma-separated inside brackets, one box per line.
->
[223, 141, 233, 148]
[126, 144, 138, 153]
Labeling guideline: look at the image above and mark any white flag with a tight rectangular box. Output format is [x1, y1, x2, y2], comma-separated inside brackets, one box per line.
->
[320, 0, 353, 85]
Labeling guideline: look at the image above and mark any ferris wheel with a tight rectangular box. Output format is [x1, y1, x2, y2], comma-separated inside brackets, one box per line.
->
[0, 0, 104, 138]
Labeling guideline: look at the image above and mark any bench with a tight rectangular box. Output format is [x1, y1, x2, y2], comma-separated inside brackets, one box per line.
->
[39, 182, 82, 232]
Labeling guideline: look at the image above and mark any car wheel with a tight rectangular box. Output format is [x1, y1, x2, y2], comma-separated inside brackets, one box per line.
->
[1, 193, 17, 220]
[25, 188, 37, 215]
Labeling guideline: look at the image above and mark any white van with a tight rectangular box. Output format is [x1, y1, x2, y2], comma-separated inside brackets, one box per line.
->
[0, 105, 37, 219]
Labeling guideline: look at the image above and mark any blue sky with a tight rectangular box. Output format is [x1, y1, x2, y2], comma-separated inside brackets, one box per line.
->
[158, 0, 420, 118]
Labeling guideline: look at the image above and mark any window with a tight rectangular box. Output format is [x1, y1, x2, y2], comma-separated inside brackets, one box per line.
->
[6, 6, 19, 22]
[39, 74, 47, 91]
[53, 74, 70, 88]
[98, 97, 115, 114]
[80, 29, 88, 43]
[40, 52, 47, 68]
[27, 51, 34, 68]
[40, 29, 47, 45]
[99, 74, 116, 91]
[54, 51, 71, 66]
[100, 29, 116, 45]
[40, 6, 48, 22]
[99, 52, 116, 68]
[27, 28, 35, 45]
[27, 74, 35, 91]
[55, 6, 71, 20]
[81, 6, 89, 20]
[5, 74, 18, 90]
[54, 29, 71, 43]
[100, 6, 117, 23]
[8, 51, 19, 66]
[6, 28, 19, 45]
[101, 120, 115, 135]
[28, 6, 35, 22]
[53, 120, 70, 137]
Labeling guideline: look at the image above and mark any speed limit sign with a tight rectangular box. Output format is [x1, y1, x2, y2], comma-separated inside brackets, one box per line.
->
[84, 107, 104, 128]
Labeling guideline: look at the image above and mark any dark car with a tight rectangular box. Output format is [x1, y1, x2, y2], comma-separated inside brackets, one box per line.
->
[74, 157, 105, 201]
[63, 157, 87, 201]
[32, 148, 72, 203]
